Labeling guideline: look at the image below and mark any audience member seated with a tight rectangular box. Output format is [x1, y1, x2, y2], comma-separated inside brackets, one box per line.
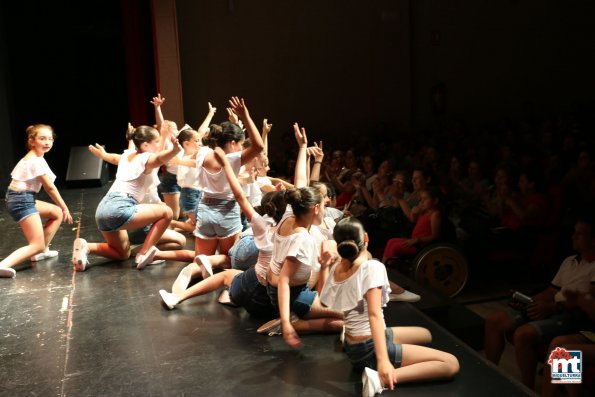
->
[484, 214, 595, 390]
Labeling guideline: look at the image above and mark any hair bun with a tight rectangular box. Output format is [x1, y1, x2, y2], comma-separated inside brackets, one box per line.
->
[337, 240, 360, 261]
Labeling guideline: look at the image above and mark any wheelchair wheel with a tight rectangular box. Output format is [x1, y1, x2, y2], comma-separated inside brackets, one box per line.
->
[412, 243, 468, 297]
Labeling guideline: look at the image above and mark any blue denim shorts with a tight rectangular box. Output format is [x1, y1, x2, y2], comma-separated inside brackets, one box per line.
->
[158, 171, 181, 195]
[194, 197, 242, 239]
[180, 187, 201, 215]
[343, 328, 403, 371]
[5, 189, 38, 223]
[229, 234, 259, 271]
[267, 283, 317, 319]
[95, 192, 138, 232]
[229, 267, 274, 318]
[505, 307, 589, 342]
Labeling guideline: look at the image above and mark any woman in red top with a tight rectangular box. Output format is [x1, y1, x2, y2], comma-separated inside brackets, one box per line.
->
[381, 187, 442, 263]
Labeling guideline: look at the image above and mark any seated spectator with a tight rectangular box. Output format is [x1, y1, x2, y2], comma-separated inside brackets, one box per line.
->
[484, 215, 595, 390]
[500, 169, 548, 232]
[381, 186, 443, 263]
[541, 288, 595, 397]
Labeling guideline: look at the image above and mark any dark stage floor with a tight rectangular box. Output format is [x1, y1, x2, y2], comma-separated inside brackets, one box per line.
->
[0, 186, 536, 396]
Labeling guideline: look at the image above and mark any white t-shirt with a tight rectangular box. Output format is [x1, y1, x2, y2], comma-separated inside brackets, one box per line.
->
[196, 147, 242, 200]
[177, 160, 200, 189]
[165, 141, 182, 174]
[320, 259, 391, 337]
[309, 217, 336, 273]
[269, 206, 319, 284]
[249, 212, 276, 281]
[108, 150, 152, 202]
[10, 156, 56, 193]
[141, 169, 162, 204]
[551, 255, 595, 302]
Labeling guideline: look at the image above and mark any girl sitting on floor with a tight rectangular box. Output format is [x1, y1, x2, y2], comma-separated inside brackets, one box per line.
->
[320, 217, 459, 397]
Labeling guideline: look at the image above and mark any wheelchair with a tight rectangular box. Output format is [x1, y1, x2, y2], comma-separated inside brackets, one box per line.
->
[383, 215, 469, 297]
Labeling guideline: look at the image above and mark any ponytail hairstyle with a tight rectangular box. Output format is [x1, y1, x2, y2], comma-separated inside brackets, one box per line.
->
[127, 125, 159, 151]
[209, 121, 245, 149]
[26, 124, 55, 149]
[284, 187, 322, 218]
[203, 124, 222, 148]
[333, 217, 366, 261]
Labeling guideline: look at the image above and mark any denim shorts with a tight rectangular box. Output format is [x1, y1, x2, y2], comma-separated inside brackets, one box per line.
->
[194, 197, 242, 239]
[158, 171, 181, 195]
[180, 187, 201, 215]
[229, 234, 259, 271]
[505, 307, 590, 342]
[5, 189, 38, 223]
[95, 192, 138, 232]
[343, 328, 403, 371]
[229, 267, 274, 319]
[267, 283, 317, 319]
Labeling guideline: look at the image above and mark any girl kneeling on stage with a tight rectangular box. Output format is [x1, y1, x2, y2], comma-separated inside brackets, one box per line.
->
[71, 125, 181, 271]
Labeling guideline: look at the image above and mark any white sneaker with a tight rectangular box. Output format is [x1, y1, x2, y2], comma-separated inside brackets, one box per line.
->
[136, 246, 158, 270]
[389, 289, 421, 303]
[0, 267, 16, 278]
[172, 264, 193, 296]
[31, 249, 59, 262]
[195, 255, 213, 279]
[72, 238, 89, 272]
[257, 313, 299, 336]
[159, 289, 179, 310]
[362, 367, 383, 397]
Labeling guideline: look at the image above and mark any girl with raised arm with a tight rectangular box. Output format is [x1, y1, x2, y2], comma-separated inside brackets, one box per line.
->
[1, 124, 73, 278]
[192, 97, 264, 259]
[71, 126, 181, 271]
[159, 146, 286, 318]
[258, 124, 343, 347]
[320, 217, 459, 397]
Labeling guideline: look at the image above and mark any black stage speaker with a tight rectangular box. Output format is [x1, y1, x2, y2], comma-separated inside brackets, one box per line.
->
[66, 146, 109, 187]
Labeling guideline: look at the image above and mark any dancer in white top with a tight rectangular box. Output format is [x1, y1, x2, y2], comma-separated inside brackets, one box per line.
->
[193, 97, 264, 258]
[159, 147, 286, 318]
[320, 217, 459, 397]
[258, 124, 343, 347]
[71, 125, 181, 271]
[1, 124, 73, 278]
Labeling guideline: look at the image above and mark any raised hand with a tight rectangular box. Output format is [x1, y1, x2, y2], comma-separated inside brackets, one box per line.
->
[226, 107, 239, 124]
[88, 143, 107, 158]
[208, 101, 217, 115]
[228, 96, 249, 121]
[262, 118, 273, 135]
[308, 141, 324, 162]
[150, 93, 165, 107]
[293, 123, 307, 148]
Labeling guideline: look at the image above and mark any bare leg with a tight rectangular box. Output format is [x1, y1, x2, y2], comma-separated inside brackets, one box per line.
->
[87, 230, 131, 260]
[154, 249, 195, 262]
[0, 215, 46, 269]
[163, 193, 181, 220]
[304, 296, 344, 319]
[176, 269, 242, 303]
[513, 324, 540, 389]
[293, 318, 344, 334]
[195, 236, 218, 256]
[217, 233, 240, 256]
[484, 310, 514, 365]
[394, 344, 460, 383]
[35, 200, 63, 249]
[391, 326, 432, 345]
[123, 203, 173, 254]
